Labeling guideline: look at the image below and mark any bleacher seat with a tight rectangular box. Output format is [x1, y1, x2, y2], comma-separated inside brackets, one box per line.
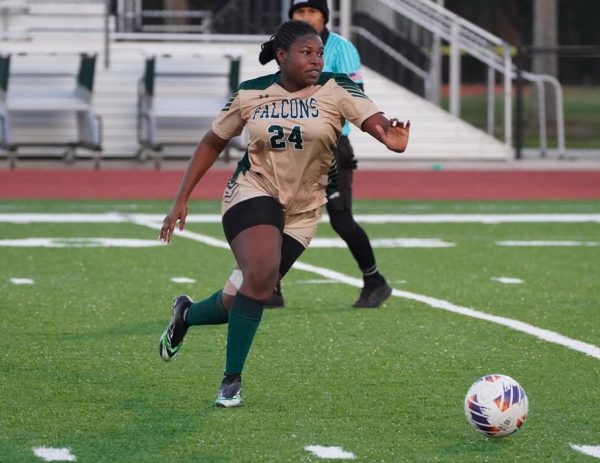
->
[136, 52, 243, 167]
[0, 52, 103, 168]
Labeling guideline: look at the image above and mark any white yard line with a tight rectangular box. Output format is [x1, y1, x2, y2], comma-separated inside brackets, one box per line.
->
[0, 213, 131, 223]
[497, 240, 600, 247]
[10, 277, 34, 285]
[304, 445, 356, 460]
[311, 237, 454, 248]
[491, 277, 524, 284]
[133, 217, 600, 362]
[170, 277, 197, 284]
[350, 214, 600, 224]
[0, 238, 164, 248]
[2, 213, 600, 224]
[571, 444, 600, 459]
[32, 447, 76, 462]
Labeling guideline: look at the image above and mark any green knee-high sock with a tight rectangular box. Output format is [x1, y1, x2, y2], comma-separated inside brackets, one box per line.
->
[225, 292, 264, 375]
[184, 290, 228, 326]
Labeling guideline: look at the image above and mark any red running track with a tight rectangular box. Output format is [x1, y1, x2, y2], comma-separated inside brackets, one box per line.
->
[1, 169, 600, 200]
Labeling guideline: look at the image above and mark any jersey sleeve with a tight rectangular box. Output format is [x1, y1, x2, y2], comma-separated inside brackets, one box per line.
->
[211, 91, 244, 140]
[332, 74, 381, 130]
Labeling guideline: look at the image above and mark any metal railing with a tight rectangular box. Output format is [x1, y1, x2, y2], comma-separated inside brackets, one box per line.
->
[106, 0, 565, 157]
[115, 0, 212, 33]
[347, 0, 565, 157]
[115, 0, 284, 35]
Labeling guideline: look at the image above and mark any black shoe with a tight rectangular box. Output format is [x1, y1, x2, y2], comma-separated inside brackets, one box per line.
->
[353, 282, 392, 308]
[264, 284, 285, 308]
[158, 295, 192, 361]
[215, 374, 242, 408]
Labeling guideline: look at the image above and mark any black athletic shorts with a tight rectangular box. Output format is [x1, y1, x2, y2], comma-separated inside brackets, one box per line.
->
[326, 135, 356, 211]
[221, 196, 306, 277]
[222, 196, 285, 243]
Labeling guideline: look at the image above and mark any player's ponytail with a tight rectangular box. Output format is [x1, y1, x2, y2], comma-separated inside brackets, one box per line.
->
[259, 37, 276, 65]
[258, 20, 318, 66]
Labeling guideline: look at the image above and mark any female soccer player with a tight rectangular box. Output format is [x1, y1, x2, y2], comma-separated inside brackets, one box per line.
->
[158, 20, 410, 408]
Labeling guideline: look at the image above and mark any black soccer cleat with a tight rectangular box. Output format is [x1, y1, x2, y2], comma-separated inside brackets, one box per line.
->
[264, 283, 285, 309]
[352, 281, 393, 308]
[159, 295, 192, 361]
[215, 374, 242, 408]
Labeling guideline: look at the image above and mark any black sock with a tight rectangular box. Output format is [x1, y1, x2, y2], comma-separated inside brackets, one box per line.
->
[363, 266, 386, 288]
[222, 373, 241, 383]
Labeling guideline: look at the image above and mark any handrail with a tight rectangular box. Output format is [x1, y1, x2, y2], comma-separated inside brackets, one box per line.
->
[352, 0, 566, 157]
[352, 26, 432, 96]
[111, 32, 268, 43]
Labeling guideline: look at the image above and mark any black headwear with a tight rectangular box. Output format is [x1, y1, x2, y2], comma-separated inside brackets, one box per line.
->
[288, 0, 329, 24]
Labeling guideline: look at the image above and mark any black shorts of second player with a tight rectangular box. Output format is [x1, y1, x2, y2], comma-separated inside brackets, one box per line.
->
[327, 135, 356, 212]
[221, 196, 306, 278]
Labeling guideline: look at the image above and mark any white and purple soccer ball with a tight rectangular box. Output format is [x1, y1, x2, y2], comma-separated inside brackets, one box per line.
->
[464, 374, 528, 438]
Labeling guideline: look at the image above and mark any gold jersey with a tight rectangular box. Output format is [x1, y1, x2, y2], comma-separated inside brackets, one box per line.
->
[212, 72, 382, 215]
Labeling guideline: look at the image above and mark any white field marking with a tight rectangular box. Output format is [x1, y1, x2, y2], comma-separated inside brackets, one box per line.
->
[133, 218, 600, 361]
[349, 214, 600, 224]
[311, 237, 454, 248]
[289, 279, 407, 285]
[10, 277, 34, 284]
[171, 277, 196, 284]
[0, 236, 453, 249]
[2, 212, 600, 224]
[497, 240, 600, 247]
[133, 218, 231, 250]
[571, 444, 600, 459]
[491, 276, 524, 284]
[304, 445, 356, 460]
[32, 447, 76, 461]
[0, 213, 221, 224]
[294, 261, 600, 360]
[0, 213, 130, 223]
[0, 238, 164, 248]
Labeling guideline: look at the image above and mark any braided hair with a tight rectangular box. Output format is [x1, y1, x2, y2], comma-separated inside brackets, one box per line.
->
[259, 20, 318, 65]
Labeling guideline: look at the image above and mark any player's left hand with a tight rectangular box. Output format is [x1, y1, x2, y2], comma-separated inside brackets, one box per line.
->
[376, 119, 410, 153]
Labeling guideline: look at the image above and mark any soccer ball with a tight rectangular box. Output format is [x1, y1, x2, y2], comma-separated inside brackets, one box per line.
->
[464, 374, 528, 438]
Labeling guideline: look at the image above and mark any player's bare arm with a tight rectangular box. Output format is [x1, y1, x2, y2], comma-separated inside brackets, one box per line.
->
[160, 130, 229, 242]
[362, 113, 410, 153]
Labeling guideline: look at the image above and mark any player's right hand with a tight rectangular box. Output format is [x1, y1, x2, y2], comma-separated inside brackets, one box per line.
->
[160, 201, 188, 243]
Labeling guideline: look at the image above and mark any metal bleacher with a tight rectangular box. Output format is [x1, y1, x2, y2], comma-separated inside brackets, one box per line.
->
[0, 0, 106, 167]
[0, 52, 103, 168]
[1, 0, 566, 167]
[136, 52, 242, 167]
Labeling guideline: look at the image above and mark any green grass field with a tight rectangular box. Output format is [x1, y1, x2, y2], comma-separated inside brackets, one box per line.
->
[1, 199, 599, 462]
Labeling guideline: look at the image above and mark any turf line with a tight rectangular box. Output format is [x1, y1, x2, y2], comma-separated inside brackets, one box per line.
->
[3, 212, 600, 224]
[304, 445, 356, 459]
[32, 446, 76, 461]
[133, 217, 600, 362]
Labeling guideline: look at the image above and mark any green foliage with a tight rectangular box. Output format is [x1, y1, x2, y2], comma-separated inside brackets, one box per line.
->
[1, 199, 599, 462]
[444, 85, 600, 149]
